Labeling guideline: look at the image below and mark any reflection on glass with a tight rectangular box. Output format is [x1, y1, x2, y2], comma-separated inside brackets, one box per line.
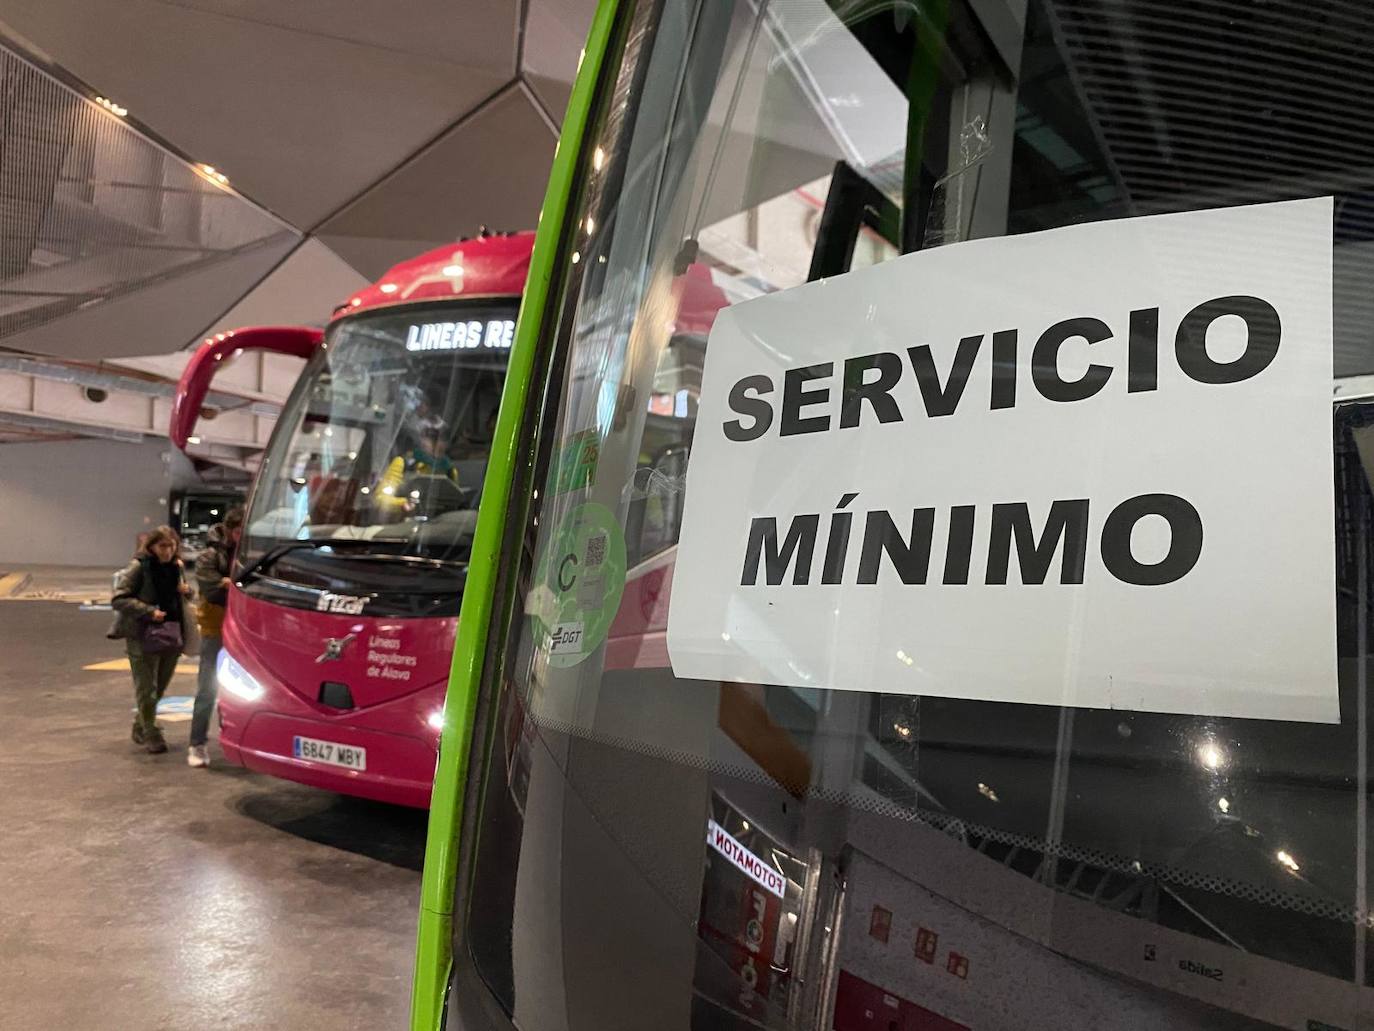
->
[454, 1, 1374, 1029]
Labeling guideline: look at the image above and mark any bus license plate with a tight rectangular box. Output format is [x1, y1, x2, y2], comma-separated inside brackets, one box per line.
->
[292, 735, 367, 771]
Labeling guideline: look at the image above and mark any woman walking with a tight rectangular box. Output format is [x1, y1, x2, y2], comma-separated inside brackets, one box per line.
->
[109, 526, 192, 754]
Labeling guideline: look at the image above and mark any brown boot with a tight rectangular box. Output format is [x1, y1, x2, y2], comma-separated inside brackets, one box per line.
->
[145, 728, 168, 754]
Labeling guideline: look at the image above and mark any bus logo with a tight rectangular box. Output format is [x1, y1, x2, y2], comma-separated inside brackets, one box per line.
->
[316, 592, 368, 615]
[316, 634, 356, 663]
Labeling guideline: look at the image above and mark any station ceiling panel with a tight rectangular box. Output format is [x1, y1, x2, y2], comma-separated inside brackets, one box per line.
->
[0, 0, 517, 227]
[2, 234, 298, 360]
[522, 0, 599, 121]
[198, 239, 367, 338]
[316, 84, 557, 278]
[0, 0, 591, 363]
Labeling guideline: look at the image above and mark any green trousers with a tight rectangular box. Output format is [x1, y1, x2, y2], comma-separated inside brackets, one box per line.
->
[127, 643, 179, 737]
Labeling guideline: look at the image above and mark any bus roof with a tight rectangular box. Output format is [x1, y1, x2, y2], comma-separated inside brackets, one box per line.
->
[334, 230, 536, 319]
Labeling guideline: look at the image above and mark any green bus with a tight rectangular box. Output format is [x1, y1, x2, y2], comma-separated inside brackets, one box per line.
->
[413, 1, 1374, 1028]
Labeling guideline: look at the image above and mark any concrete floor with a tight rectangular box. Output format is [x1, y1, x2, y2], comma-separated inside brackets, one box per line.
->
[0, 602, 426, 1030]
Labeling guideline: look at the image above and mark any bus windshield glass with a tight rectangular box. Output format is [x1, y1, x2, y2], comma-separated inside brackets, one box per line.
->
[240, 303, 514, 595]
[451, 1, 1374, 1029]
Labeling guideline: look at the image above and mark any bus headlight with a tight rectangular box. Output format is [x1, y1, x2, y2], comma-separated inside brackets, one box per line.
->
[218, 649, 264, 702]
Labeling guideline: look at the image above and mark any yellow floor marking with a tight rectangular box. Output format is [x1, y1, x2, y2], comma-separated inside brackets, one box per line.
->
[84, 658, 197, 674]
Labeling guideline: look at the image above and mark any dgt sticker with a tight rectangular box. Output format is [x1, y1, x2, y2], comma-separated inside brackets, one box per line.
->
[668, 198, 1337, 723]
[531, 501, 627, 668]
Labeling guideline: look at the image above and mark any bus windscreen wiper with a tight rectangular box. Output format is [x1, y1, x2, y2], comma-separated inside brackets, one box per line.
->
[235, 539, 332, 583]
[237, 538, 467, 583]
[340, 553, 467, 570]
[237, 537, 382, 582]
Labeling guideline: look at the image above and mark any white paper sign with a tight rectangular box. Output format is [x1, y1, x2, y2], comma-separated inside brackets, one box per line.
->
[667, 198, 1338, 723]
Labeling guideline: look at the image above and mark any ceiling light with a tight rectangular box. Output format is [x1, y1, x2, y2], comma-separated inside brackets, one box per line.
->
[95, 96, 128, 117]
[1276, 850, 1300, 874]
[187, 435, 201, 445]
[197, 164, 229, 186]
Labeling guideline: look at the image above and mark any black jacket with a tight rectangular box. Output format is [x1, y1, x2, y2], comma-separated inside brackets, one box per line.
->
[108, 557, 192, 651]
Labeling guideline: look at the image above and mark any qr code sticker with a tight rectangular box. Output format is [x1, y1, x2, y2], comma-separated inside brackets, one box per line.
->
[584, 532, 607, 569]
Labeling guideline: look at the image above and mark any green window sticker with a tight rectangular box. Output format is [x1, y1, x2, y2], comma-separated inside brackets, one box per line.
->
[531, 501, 627, 668]
[552, 429, 600, 496]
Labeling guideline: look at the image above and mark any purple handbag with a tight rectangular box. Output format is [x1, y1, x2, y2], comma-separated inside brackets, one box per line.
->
[139, 617, 184, 654]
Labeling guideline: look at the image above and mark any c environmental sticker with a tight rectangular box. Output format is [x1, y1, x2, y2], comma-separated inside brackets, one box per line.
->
[666, 198, 1338, 723]
[532, 501, 627, 667]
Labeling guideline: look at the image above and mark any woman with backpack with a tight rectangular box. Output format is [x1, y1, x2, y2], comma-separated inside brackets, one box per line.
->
[109, 526, 193, 754]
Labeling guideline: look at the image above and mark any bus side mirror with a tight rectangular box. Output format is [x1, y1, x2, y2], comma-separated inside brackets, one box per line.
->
[170, 325, 324, 450]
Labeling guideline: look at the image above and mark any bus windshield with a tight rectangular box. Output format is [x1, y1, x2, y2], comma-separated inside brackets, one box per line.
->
[240, 302, 513, 599]
[441, 1, 1374, 1029]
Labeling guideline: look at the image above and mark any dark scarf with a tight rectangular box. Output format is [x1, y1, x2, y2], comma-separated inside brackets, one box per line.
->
[146, 556, 182, 621]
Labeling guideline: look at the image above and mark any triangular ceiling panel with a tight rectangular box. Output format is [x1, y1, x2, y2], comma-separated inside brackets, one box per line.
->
[0, 0, 594, 363]
[0, 0, 520, 227]
[316, 86, 557, 279]
[155, 0, 520, 68]
[2, 235, 297, 359]
[522, 0, 598, 122]
[200, 238, 368, 336]
[312, 235, 455, 286]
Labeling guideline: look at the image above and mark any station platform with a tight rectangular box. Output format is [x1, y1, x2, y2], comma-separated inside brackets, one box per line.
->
[0, 564, 119, 605]
[0, 601, 423, 1028]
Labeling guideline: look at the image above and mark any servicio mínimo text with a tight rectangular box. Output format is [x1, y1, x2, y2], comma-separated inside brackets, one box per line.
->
[742, 494, 1202, 587]
[721, 294, 1278, 439]
[727, 295, 1279, 588]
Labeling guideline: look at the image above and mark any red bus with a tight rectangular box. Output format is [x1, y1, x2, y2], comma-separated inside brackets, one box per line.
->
[170, 231, 532, 807]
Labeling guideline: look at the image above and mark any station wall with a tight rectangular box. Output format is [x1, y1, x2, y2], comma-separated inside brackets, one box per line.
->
[0, 438, 185, 568]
